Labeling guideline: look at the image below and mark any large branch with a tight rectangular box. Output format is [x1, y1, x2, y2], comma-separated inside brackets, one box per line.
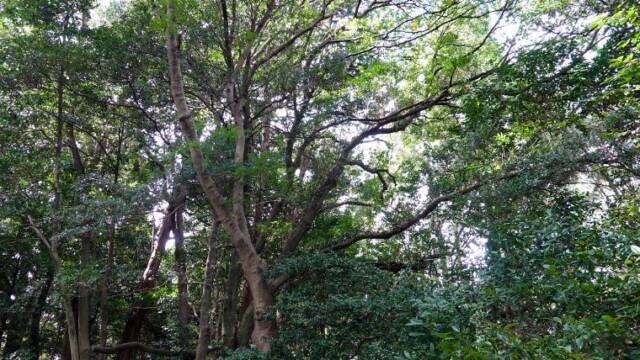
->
[27, 216, 59, 266]
[327, 170, 521, 251]
[347, 159, 396, 199]
[281, 91, 452, 255]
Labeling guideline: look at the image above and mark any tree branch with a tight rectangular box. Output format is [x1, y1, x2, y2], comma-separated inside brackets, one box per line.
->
[327, 170, 522, 251]
[347, 159, 396, 200]
[373, 254, 448, 273]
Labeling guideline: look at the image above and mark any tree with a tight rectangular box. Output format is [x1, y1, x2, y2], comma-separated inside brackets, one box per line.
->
[0, 0, 638, 358]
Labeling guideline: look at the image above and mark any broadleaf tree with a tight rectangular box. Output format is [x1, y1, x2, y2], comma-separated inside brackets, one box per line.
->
[0, 0, 638, 359]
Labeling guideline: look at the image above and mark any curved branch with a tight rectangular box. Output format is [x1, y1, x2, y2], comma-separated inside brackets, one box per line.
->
[347, 159, 396, 199]
[327, 169, 521, 251]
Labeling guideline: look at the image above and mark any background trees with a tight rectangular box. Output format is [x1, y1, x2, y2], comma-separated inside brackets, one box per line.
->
[0, 0, 638, 359]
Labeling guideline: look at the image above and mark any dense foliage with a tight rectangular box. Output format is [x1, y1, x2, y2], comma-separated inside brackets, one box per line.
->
[0, 0, 638, 359]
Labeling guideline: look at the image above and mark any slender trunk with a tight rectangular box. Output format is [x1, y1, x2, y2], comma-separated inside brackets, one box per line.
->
[236, 303, 254, 347]
[55, 61, 82, 360]
[214, 290, 223, 342]
[77, 236, 91, 360]
[29, 270, 54, 360]
[66, 125, 84, 175]
[174, 207, 190, 355]
[222, 253, 242, 348]
[0, 258, 21, 353]
[2, 297, 21, 358]
[0, 316, 4, 352]
[96, 233, 114, 360]
[252, 116, 270, 249]
[63, 299, 81, 360]
[60, 55, 90, 357]
[195, 221, 219, 360]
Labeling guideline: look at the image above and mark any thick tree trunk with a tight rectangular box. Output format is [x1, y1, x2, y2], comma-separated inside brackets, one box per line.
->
[236, 303, 254, 347]
[61, 325, 72, 360]
[117, 309, 148, 360]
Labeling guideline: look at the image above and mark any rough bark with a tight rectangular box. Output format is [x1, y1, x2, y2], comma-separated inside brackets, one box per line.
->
[63, 299, 81, 360]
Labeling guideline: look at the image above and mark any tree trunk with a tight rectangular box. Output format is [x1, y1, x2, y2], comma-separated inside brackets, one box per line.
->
[174, 206, 190, 356]
[97, 233, 114, 360]
[195, 221, 219, 360]
[29, 270, 54, 360]
[2, 323, 20, 358]
[77, 235, 92, 360]
[236, 303, 254, 347]
[0, 257, 21, 354]
[221, 253, 242, 348]
[63, 299, 81, 360]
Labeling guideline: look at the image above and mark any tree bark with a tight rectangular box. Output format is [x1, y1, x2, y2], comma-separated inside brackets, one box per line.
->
[174, 206, 190, 356]
[236, 304, 254, 348]
[97, 233, 114, 360]
[221, 253, 242, 349]
[29, 270, 54, 360]
[77, 235, 92, 360]
[195, 221, 219, 360]
[63, 299, 81, 360]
